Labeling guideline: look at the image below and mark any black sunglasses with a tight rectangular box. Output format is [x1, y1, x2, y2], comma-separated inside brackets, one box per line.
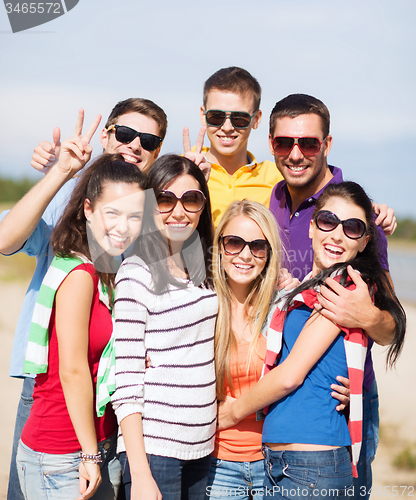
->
[204, 109, 257, 129]
[156, 190, 206, 214]
[221, 235, 270, 259]
[272, 136, 326, 156]
[315, 210, 367, 240]
[106, 124, 162, 152]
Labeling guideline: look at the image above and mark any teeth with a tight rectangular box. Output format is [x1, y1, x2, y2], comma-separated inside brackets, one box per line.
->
[168, 223, 188, 228]
[234, 264, 252, 270]
[219, 136, 236, 142]
[122, 154, 139, 163]
[325, 245, 343, 255]
[109, 234, 127, 243]
[288, 165, 307, 172]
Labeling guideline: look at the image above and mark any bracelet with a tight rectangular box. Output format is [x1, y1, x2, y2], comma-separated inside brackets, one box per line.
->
[79, 451, 102, 464]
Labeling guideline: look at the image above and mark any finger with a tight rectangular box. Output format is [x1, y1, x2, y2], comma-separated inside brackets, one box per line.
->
[84, 114, 102, 143]
[323, 277, 344, 296]
[52, 127, 61, 148]
[183, 151, 196, 162]
[183, 127, 191, 153]
[74, 109, 85, 136]
[194, 126, 206, 154]
[330, 384, 349, 396]
[346, 265, 365, 287]
[62, 140, 87, 160]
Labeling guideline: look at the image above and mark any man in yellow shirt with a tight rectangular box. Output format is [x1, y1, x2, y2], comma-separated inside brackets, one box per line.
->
[198, 67, 283, 226]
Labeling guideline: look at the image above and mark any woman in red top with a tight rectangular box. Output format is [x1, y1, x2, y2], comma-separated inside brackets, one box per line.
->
[17, 143, 147, 500]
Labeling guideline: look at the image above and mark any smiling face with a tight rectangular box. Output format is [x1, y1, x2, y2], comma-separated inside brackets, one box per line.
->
[155, 174, 203, 246]
[309, 196, 369, 276]
[220, 215, 268, 294]
[100, 112, 161, 173]
[84, 182, 145, 257]
[269, 113, 333, 196]
[201, 89, 261, 166]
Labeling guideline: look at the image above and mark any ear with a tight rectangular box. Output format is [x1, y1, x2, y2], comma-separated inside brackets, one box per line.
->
[323, 134, 333, 158]
[309, 218, 314, 240]
[200, 106, 206, 127]
[251, 109, 262, 130]
[358, 234, 370, 253]
[269, 134, 275, 156]
[84, 198, 93, 221]
[100, 128, 109, 152]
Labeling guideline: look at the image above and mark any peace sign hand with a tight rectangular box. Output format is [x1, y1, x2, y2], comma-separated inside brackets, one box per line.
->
[183, 126, 211, 182]
[57, 109, 101, 179]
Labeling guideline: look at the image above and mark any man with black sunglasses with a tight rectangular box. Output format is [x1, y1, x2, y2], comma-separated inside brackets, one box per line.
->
[267, 93, 396, 500]
[0, 97, 167, 500]
[195, 66, 283, 226]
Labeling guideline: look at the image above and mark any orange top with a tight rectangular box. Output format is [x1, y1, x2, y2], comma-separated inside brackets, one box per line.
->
[213, 335, 267, 462]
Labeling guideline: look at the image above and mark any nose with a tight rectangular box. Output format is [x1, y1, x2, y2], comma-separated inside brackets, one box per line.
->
[115, 216, 129, 235]
[221, 115, 234, 132]
[128, 136, 142, 153]
[288, 143, 304, 162]
[238, 243, 252, 260]
[170, 200, 186, 219]
[330, 223, 344, 242]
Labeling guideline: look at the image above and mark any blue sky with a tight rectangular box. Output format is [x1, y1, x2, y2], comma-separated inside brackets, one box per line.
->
[0, 0, 415, 218]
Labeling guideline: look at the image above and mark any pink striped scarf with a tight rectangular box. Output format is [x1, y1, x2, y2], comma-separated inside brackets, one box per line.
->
[264, 275, 368, 478]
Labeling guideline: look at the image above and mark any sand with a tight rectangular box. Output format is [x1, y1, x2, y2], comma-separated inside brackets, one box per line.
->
[0, 281, 415, 499]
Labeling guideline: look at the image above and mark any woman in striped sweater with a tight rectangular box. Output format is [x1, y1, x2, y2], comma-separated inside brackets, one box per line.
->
[218, 182, 406, 498]
[110, 155, 218, 500]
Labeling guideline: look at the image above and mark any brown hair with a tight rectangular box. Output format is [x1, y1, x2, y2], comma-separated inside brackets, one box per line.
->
[104, 98, 168, 140]
[269, 94, 330, 138]
[203, 67, 261, 112]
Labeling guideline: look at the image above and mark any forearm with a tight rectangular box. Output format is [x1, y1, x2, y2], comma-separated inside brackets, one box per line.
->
[0, 167, 71, 255]
[61, 366, 98, 454]
[363, 306, 395, 346]
[120, 414, 153, 479]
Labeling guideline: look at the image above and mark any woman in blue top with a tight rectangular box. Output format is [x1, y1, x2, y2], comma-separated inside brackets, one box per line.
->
[218, 182, 406, 499]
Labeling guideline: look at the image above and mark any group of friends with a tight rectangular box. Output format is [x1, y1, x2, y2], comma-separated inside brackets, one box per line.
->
[0, 67, 406, 500]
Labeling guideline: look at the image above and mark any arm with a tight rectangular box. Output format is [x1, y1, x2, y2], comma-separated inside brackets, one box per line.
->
[55, 269, 101, 500]
[120, 414, 162, 500]
[218, 311, 341, 430]
[316, 265, 395, 346]
[0, 110, 100, 256]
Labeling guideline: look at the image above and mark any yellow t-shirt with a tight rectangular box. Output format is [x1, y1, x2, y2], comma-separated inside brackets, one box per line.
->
[203, 148, 283, 227]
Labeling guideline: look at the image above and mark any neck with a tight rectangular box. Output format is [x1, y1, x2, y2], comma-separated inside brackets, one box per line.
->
[205, 147, 249, 176]
[229, 281, 250, 306]
[167, 242, 188, 279]
[288, 165, 333, 215]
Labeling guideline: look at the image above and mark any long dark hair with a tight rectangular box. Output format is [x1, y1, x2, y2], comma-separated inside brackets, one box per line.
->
[283, 181, 406, 367]
[51, 153, 147, 299]
[135, 154, 214, 293]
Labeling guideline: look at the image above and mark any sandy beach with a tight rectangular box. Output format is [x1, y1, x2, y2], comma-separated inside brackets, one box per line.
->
[1, 280, 415, 498]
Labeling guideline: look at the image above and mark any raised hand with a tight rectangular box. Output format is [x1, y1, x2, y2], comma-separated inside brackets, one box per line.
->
[183, 126, 211, 181]
[57, 109, 101, 179]
[372, 202, 397, 235]
[31, 126, 61, 175]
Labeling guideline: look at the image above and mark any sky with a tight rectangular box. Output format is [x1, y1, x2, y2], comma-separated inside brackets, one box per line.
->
[0, 0, 415, 218]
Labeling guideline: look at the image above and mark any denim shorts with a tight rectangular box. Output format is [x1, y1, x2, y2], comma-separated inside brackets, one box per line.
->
[206, 456, 265, 500]
[262, 446, 353, 499]
[16, 433, 121, 500]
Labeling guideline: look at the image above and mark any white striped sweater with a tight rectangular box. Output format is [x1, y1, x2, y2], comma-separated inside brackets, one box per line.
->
[111, 256, 218, 460]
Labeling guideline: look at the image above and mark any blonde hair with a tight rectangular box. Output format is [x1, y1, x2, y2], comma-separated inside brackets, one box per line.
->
[213, 200, 282, 399]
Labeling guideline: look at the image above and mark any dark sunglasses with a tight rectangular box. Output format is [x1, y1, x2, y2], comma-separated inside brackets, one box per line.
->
[106, 124, 162, 152]
[221, 235, 270, 259]
[315, 210, 367, 240]
[205, 109, 257, 129]
[272, 136, 326, 156]
[156, 190, 206, 214]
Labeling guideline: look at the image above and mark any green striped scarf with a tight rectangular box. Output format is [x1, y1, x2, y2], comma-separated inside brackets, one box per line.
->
[23, 254, 111, 375]
[96, 336, 116, 417]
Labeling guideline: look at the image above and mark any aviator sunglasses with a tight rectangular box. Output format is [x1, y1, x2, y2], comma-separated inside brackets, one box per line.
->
[221, 235, 270, 259]
[205, 109, 257, 129]
[314, 210, 367, 240]
[106, 124, 162, 152]
[156, 190, 206, 214]
[272, 136, 326, 156]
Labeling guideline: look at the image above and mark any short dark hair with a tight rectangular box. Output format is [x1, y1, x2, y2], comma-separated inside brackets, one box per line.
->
[203, 67, 261, 112]
[269, 94, 330, 138]
[105, 98, 168, 140]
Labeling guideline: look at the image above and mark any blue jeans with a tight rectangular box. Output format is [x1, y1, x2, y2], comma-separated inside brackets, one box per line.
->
[16, 434, 121, 500]
[8, 377, 35, 500]
[351, 380, 379, 500]
[120, 451, 211, 500]
[263, 446, 353, 498]
[206, 456, 265, 499]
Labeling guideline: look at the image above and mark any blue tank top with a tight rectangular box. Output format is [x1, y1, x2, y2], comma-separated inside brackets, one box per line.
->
[262, 304, 351, 446]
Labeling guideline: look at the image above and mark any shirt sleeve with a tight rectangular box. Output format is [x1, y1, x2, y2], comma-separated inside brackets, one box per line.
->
[111, 259, 149, 424]
[374, 223, 389, 272]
